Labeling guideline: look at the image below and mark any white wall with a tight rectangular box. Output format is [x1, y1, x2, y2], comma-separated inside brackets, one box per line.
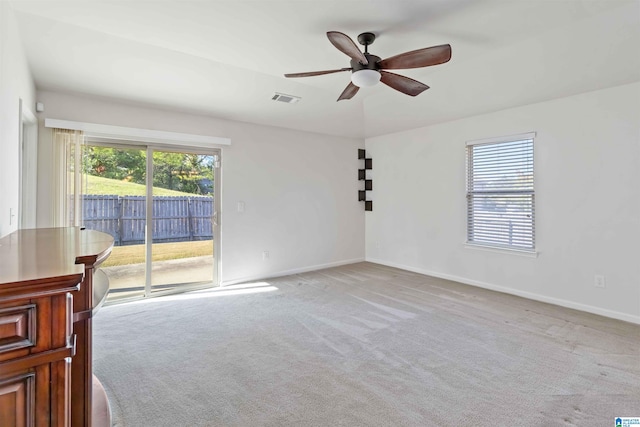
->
[36, 91, 365, 283]
[365, 82, 640, 323]
[0, 3, 35, 237]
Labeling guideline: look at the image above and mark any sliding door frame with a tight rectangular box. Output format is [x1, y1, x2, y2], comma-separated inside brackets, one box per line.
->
[83, 137, 222, 299]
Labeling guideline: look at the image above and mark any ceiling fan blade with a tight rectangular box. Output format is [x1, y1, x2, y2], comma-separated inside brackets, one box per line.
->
[380, 71, 429, 96]
[327, 31, 368, 65]
[378, 44, 452, 70]
[284, 68, 351, 78]
[337, 82, 359, 101]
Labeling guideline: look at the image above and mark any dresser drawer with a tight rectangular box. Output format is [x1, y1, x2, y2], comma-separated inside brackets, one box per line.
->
[0, 304, 37, 355]
[0, 294, 73, 364]
[0, 372, 36, 427]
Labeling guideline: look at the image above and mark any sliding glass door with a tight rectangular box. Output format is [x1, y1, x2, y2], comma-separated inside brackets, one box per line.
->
[81, 145, 147, 300]
[150, 150, 216, 294]
[75, 142, 220, 302]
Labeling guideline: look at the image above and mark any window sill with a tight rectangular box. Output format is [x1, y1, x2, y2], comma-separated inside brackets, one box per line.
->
[464, 243, 539, 258]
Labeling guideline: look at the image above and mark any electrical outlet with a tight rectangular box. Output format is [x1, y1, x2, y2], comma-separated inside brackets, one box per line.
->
[594, 274, 606, 288]
[262, 251, 269, 260]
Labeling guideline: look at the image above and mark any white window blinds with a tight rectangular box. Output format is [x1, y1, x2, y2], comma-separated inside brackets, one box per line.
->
[53, 128, 84, 227]
[466, 133, 535, 251]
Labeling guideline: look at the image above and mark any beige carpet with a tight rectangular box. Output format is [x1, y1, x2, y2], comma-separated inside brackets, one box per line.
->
[93, 262, 640, 426]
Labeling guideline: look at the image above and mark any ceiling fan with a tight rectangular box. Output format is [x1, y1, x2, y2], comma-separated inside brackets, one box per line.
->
[284, 31, 452, 101]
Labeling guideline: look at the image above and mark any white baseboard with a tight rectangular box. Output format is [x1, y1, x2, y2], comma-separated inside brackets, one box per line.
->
[222, 257, 366, 286]
[366, 257, 640, 325]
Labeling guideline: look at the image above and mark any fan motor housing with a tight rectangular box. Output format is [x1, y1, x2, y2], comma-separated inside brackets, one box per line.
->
[351, 54, 381, 72]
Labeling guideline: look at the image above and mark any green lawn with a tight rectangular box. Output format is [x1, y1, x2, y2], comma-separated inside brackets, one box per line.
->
[103, 240, 214, 267]
[85, 174, 194, 197]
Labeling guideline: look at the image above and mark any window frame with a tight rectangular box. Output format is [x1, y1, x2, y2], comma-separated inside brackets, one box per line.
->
[465, 132, 536, 254]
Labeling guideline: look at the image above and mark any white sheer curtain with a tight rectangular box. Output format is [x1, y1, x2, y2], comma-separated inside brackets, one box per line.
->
[53, 128, 84, 227]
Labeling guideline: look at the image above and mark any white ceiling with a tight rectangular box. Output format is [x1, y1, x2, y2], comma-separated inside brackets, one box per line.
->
[9, 0, 640, 139]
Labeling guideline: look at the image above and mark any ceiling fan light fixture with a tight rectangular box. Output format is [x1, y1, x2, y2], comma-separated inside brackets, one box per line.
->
[351, 69, 381, 88]
[284, 32, 451, 100]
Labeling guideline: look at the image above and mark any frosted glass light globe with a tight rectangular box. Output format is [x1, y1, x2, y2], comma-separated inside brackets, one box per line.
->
[351, 69, 381, 87]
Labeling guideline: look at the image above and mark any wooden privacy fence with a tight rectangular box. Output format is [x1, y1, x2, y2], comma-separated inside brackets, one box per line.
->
[79, 195, 214, 246]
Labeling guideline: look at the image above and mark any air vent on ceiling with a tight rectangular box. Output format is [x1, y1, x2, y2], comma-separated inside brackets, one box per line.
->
[272, 92, 300, 104]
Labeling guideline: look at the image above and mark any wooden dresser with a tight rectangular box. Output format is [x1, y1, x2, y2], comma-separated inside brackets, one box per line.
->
[0, 227, 113, 427]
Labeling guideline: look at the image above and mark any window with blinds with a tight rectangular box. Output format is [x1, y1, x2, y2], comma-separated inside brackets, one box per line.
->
[466, 133, 535, 251]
